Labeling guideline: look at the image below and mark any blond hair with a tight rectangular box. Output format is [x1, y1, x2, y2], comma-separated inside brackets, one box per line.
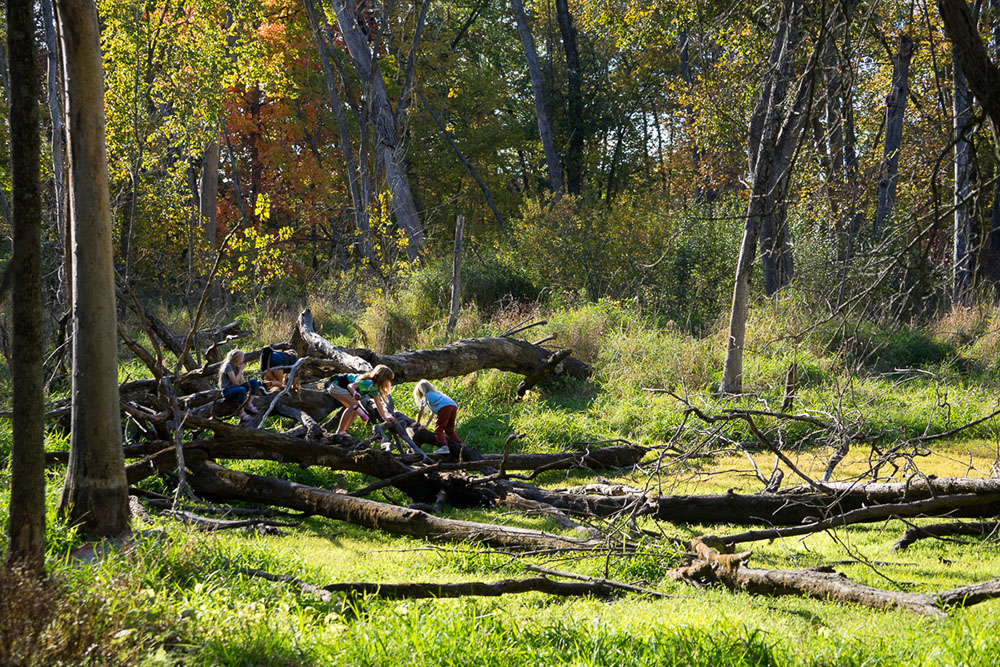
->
[412, 379, 435, 406]
[219, 348, 244, 386]
[358, 364, 394, 399]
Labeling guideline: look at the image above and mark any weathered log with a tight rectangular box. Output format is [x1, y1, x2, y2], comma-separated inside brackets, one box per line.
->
[670, 538, 1000, 617]
[783, 477, 1000, 502]
[517, 348, 573, 396]
[713, 492, 1000, 547]
[162, 510, 299, 532]
[893, 520, 1000, 551]
[291, 309, 373, 372]
[292, 308, 589, 383]
[243, 566, 667, 602]
[187, 461, 603, 552]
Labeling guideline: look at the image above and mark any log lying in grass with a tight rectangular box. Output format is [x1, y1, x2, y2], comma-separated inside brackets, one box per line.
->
[187, 461, 604, 552]
[709, 492, 1000, 548]
[162, 510, 299, 533]
[670, 537, 1000, 617]
[243, 565, 668, 602]
[292, 307, 589, 382]
[893, 520, 1000, 551]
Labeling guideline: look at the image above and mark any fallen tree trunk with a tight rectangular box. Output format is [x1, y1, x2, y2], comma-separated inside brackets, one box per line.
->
[671, 538, 1000, 617]
[292, 308, 589, 382]
[893, 520, 1000, 551]
[187, 461, 604, 552]
[711, 492, 1000, 547]
[244, 566, 667, 602]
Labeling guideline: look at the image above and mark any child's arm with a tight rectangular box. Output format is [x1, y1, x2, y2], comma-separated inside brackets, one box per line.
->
[347, 382, 362, 401]
[226, 368, 241, 386]
[374, 396, 395, 422]
[414, 405, 425, 428]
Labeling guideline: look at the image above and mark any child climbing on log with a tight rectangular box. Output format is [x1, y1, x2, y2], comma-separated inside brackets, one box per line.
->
[412, 379, 462, 455]
[260, 346, 299, 392]
[324, 364, 396, 435]
[219, 348, 263, 422]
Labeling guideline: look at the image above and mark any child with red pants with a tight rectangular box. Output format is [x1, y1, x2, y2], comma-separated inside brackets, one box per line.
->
[413, 379, 461, 454]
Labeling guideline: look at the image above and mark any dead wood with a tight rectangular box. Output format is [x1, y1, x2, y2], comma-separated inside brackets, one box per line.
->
[242, 565, 666, 602]
[293, 308, 588, 383]
[502, 492, 602, 538]
[710, 492, 1000, 548]
[783, 476, 1000, 502]
[893, 520, 1000, 551]
[162, 509, 299, 532]
[516, 348, 572, 397]
[670, 538, 1000, 617]
[187, 461, 603, 552]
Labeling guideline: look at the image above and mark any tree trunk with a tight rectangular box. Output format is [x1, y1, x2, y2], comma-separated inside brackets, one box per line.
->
[6, 0, 47, 572]
[554, 0, 583, 195]
[55, 0, 130, 539]
[721, 0, 812, 393]
[187, 461, 601, 552]
[872, 35, 915, 238]
[326, 0, 425, 262]
[953, 50, 975, 305]
[447, 215, 464, 334]
[41, 0, 69, 312]
[511, 0, 565, 194]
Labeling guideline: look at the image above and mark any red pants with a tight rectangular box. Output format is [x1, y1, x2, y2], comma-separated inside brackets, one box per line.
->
[434, 405, 461, 446]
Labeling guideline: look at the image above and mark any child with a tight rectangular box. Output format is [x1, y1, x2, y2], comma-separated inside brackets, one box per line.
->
[260, 346, 299, 392]
[218, 348, 262, 421]
[412, 379, 462, 455]
[324, 364, 396, 434]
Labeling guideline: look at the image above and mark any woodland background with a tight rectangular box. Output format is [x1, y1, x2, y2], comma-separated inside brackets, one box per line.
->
[6, 0, 1000, 665]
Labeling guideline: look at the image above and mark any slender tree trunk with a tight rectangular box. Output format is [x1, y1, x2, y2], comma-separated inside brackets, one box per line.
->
[873, 35, 915, 238]
[447, 215, 464, 334]
[511, 0, 565, 194]
[6, 0, 47, 573]
[304, 0, 377, 265]
[327, 0, 424, 262]
[554, 0, 583, 195]
[55, 0, 130, 539]
[41, 0, 69, 311]
[953, 51, 975, 305]
[722, 0, 819, 393]
[199, 138, 221, 301]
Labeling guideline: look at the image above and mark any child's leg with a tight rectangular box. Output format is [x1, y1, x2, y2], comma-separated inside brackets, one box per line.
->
[333, 395, 357, 433]
[436, 405, 460, 444]
[222, 386, 248, 405]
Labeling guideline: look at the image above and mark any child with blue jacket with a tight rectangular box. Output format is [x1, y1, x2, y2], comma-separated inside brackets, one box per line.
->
[412, 379, 462, 454]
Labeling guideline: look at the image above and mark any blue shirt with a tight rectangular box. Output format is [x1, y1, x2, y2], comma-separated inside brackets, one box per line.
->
[422, 391, 456, 413]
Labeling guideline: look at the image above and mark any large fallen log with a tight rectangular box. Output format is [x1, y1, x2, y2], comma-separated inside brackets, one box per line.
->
[186, 461, 604, 552]
[670, 538, 1000, 617]
[292, 308, 589, 382]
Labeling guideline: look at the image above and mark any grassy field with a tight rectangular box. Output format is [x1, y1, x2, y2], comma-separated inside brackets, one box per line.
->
[4, 294, 1000, 665]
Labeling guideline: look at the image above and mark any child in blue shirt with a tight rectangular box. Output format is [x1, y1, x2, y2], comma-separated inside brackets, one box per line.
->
[413, 379, 462, 454]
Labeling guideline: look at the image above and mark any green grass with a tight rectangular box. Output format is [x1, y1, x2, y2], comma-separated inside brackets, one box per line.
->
[7, 293, 1000, 664]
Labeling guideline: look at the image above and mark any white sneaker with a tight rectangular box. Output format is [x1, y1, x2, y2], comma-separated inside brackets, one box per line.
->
[433, 445, 451, 455]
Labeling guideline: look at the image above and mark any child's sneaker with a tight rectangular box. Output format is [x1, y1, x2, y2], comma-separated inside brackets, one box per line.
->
[433, 445, 451, 455]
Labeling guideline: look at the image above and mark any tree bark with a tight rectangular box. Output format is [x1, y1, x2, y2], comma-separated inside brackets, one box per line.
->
[6, 0, 47, 572]
[41, 0, 69, 311]
[187, 461, 602, 552]
[872, 35, 914, 238]
[952, 49, 974, 305]
[447, 215, 464, 334]
[304, 0, 377, 265]
[511, 0, 565, 193]
[327, 0, 425, 261]
[55, 0, 130, 539]
[721, 0, 815, 393]
[554, 0, 583, 195]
